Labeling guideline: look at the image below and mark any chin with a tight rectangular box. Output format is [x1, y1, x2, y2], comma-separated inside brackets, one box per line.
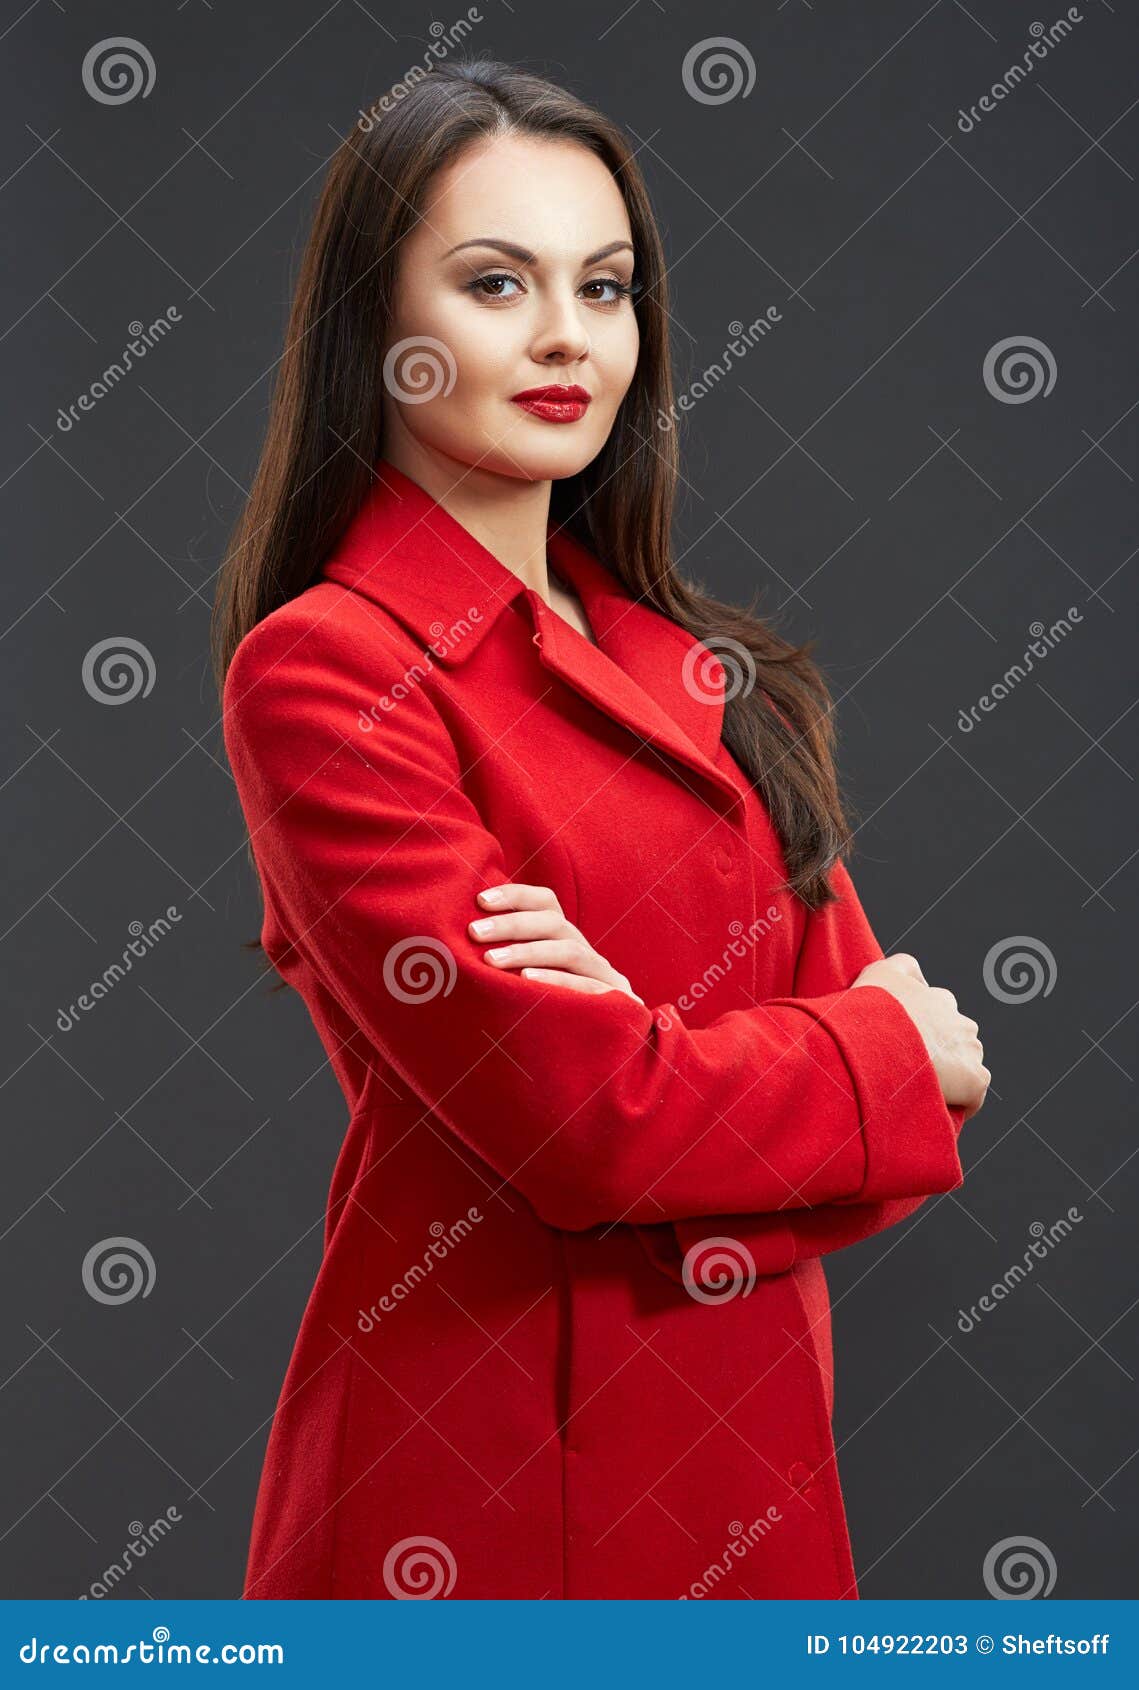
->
[496, 429, 616, 483]
[410, 409, 614, 485]
[441, 441, 603, 487]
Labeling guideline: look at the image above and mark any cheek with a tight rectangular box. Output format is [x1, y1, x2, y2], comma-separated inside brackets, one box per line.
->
[387, 286, 508, 382]
[383, 304, 515, 428]
[597, 321, 640, 409]
[432, 305, 529, 421]
[382, 320, 521, 461]
[622, 313, 641, 374]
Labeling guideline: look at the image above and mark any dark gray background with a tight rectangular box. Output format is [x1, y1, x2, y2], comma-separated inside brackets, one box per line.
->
[2, 0, 1135, 1600]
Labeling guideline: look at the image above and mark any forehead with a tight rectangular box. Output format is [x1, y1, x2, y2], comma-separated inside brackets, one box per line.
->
[415, 134, 633, 256]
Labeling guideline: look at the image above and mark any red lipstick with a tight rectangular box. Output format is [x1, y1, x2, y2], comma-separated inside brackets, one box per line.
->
[509, 384, 591, 423]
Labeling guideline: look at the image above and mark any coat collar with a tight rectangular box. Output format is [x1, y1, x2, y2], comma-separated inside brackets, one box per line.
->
[320, 458, 741, 811]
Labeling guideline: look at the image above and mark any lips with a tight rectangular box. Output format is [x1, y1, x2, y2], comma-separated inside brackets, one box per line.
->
[510, 385, 591, 424]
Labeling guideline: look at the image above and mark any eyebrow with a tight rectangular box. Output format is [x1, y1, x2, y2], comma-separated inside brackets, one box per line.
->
[444, 238, 635, 266]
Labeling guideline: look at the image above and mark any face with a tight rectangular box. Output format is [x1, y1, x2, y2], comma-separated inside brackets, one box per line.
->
[379, 133, 641, 485]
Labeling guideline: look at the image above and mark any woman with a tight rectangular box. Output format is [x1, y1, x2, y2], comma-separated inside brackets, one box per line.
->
[214, 58, 989, 1601]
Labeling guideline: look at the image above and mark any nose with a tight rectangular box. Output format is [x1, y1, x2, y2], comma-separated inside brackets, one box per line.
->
[530, 284, 591, 364]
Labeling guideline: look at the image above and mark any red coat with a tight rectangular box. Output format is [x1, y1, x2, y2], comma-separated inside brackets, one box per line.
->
[224, 458, 966, 1600]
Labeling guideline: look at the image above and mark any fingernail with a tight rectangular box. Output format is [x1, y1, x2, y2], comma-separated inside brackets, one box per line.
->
[479, 886, 506, 904]
[470, 918, 494, 936]
[486, 948, 509, 962]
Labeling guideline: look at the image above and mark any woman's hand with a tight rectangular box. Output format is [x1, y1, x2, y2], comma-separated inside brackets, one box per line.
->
[852, 952, 991, 1119]
[469, 883, 644, 1003]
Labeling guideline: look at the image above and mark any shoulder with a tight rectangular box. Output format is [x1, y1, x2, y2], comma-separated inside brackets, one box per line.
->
[222, 582, 448, 753]
[227, 582, 427, 685]
[224, 582, 440, 707]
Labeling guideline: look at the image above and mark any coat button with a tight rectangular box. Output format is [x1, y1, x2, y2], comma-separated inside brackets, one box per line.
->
[787, 1460, 814, 1491]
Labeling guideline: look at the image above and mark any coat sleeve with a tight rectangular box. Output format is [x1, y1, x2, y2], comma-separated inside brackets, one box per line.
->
[223, 611, 964, 1236]
[658, 858, 967, 1284]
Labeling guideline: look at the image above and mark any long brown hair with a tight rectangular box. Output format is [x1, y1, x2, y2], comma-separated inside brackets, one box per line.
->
[212, 55, 854, 960]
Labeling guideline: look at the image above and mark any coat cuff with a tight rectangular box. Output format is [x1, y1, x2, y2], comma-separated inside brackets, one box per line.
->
[635, 987, 968, 1290]
[772, 983, 965, 1206]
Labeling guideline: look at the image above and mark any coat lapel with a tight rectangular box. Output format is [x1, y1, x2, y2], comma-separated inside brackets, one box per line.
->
[536, 528, 741, 809]
[320, 460, 742, 812]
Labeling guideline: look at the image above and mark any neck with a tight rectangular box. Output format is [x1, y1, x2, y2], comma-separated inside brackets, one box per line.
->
[378, 444, 553, 598]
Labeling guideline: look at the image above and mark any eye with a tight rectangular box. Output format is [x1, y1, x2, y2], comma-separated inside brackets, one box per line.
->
[461, 271, 640, 306]
[581, 275, 636, 306]
[463, 271, 525, 301]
